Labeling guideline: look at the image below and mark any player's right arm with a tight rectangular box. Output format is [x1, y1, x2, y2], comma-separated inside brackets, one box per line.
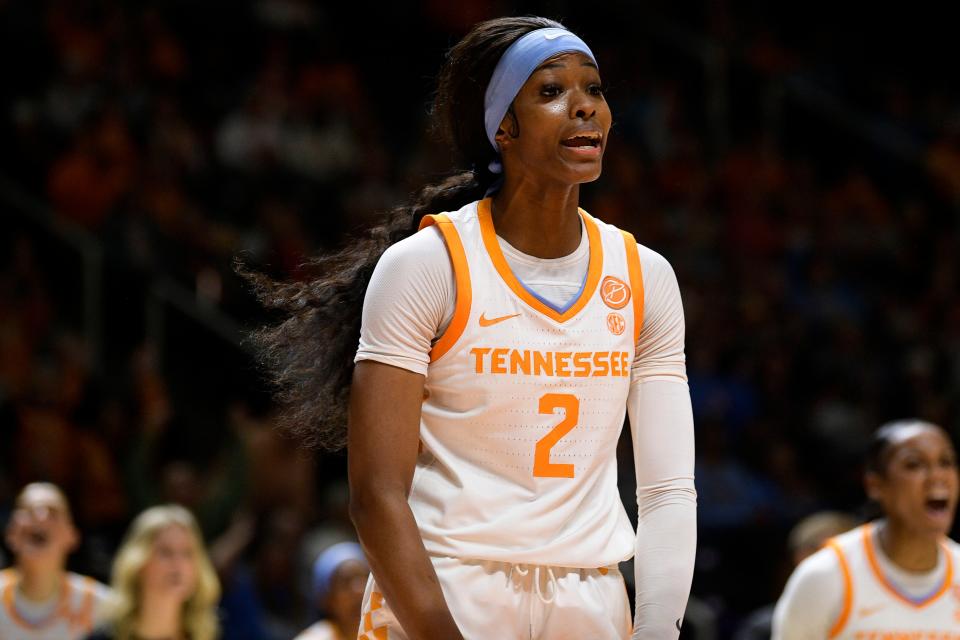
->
[348, 229, 463, 640]
[349, 361, 462, 639]
[771, 546, 846, 640]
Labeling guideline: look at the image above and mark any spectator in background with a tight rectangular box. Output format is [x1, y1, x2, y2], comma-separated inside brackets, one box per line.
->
[0, 482, 111, 639]
[734, 511, 858, 640]
[46, 106, 136, 231]
[294, 542, 369, 640]
[254, 507, 308, 640]
[86, 504, 220, 640]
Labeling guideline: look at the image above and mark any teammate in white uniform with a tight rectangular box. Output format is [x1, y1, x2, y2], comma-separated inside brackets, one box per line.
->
[773, 420, 960, 639]
[295, 542, 370, 640]
[0, 483, 111, 640]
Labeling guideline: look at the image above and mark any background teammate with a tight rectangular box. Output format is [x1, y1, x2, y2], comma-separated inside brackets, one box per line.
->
[772, 420, 960, 638]
[294, 541, 369, 640]
[0, 482, 111, 640]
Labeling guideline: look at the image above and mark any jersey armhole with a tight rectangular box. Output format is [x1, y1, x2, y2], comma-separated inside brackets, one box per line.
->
[826, 540, 854, 638]
[620, 231, 645, 346]
[419, 214, 471, 362]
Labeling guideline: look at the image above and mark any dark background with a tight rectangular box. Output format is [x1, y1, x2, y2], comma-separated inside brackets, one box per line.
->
[1, 1, 957, 638]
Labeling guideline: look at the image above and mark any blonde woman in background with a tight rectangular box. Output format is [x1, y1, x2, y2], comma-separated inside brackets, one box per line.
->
[86, 505, 220, 640]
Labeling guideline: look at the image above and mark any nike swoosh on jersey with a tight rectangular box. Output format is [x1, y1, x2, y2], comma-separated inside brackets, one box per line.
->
[858, 604, 885, 618]
[478, 312, 521, 327]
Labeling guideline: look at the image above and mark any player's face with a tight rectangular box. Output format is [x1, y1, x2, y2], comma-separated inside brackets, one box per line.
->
[325, 559, 370, 628]
[140, 524, 200, 603]
[869, 427, 958, 537]
[4, 485, 78, 566]
[496, 52, 611, 186]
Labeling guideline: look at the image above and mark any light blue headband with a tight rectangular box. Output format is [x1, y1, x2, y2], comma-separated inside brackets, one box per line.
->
[311, 541, 366, 604]
[483, 27, 597, 176]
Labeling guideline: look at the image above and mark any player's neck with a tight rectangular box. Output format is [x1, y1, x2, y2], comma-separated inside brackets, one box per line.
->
[15, 565, 64, 603]
[877, 519, 940, 573]
[491, 180, 581, 259]
[135, 592, 185, 640]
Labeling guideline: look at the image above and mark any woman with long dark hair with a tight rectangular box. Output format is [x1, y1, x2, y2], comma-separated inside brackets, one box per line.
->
[772, 420, 960, 638]
[246, 16, 697, 639]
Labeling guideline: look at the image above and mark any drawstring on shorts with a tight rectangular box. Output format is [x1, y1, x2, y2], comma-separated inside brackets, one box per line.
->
[507, 563, 559, 604]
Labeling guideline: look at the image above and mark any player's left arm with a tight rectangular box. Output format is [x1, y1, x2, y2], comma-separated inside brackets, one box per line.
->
[627, 247, 697, 640]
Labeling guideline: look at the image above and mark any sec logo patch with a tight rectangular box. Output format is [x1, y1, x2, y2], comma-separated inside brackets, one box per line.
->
[607, 312, 626, 335]
[600, 276, 631, 309]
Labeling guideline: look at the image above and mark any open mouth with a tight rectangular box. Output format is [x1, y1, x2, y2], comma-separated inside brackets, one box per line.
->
[561, 133, 602, 149]
[926, 498, 950, 514]
[26, 530, 49, 546]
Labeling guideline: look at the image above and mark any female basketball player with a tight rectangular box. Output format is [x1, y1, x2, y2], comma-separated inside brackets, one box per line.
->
[86, 505, 220, 640]
[1, 483, 111, 639]
[245, 16, 696, 639]
[772, 420, 960, 639]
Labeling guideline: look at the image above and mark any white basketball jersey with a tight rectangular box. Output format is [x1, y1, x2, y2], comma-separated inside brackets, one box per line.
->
[0, 568, 109, 640]
[825, 523, 960, 638]
[409, 197, 644, 567]
[294, 619, 340, 640]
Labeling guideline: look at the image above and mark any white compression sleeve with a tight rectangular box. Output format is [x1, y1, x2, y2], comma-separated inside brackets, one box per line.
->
[628, 380, 697, 638]
[628, 247, 697, 639]
[771, 547, 845, 640]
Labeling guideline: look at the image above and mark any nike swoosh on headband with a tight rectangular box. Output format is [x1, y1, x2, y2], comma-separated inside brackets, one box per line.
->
[483, 27, 597, 154]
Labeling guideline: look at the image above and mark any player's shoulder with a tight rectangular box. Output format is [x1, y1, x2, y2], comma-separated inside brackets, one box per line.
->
[66, 572, 111, 598]
[418, 198, 481, 233]
[790, 540, 851, 588]
[786, 524, 871, 589]
[582, 210, 675, 275]
[942, 534, 960, 559]
[635, 243, 674, 278]
[0, 567, 14, 587]
[377, 219, 449, 276]
[384, 199, 482, 259]
[442, 198, 482, 224]
[828, 523, 867, 551]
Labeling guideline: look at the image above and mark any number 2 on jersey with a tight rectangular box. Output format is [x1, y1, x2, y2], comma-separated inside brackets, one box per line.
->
[534, 393, 580, 478]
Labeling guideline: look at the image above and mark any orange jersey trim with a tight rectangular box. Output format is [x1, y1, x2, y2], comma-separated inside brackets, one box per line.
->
[1, 572, 73, 630]
[76, 576, 96, 631]
[419, 213, 472, 362]
[826, 539, 853, 638]
[861, 522, 954, 609]
[476, 198, 603, 323]
[620, 230, 645, 345]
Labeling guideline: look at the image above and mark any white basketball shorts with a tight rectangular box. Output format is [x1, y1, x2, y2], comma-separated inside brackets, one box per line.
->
[357, 555, 631, 639]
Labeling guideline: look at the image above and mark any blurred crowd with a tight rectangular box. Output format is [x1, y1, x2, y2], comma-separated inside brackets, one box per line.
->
[1, 1, 958, 638]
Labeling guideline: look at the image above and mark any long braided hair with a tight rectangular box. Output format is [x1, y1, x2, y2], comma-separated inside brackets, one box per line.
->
[241, 16, 565, 449]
